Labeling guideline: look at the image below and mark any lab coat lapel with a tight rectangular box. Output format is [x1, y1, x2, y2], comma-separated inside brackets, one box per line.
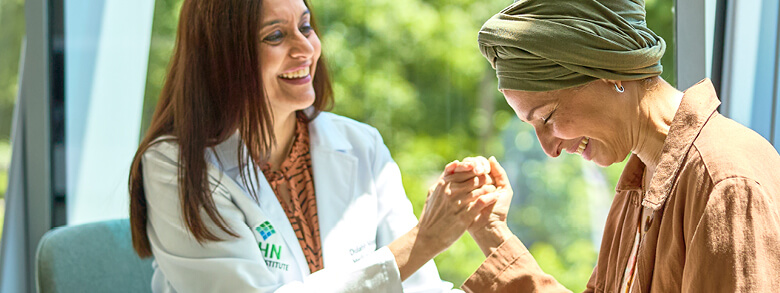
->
[242, 161, 311, 278]
[308, 113, 359, 267]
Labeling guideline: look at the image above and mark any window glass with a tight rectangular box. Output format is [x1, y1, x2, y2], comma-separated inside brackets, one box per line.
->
[721, 0, 779, 148]
[63, 0, 154, 224]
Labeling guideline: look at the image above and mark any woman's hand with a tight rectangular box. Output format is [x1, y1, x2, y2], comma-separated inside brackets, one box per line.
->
[388, 157, 498, 280]
[417, 157, 498, 253]
[468, 156, 516, 256]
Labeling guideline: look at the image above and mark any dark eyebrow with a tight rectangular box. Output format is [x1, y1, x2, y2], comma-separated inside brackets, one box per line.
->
[262, 10, 310, 27]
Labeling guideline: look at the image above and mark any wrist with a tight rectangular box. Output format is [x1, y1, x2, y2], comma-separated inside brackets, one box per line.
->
[389, 224, 443, 281]
[469, 222, 513, 257]
[415, 224, 448, 256]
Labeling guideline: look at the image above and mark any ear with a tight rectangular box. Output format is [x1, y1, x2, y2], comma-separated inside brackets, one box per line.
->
[601, 79, 623, 89]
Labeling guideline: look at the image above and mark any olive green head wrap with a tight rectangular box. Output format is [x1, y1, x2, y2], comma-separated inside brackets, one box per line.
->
[478, 0, 666, 92]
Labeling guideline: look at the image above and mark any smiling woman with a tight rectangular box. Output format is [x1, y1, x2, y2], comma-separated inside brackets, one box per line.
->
[456, 0, 780, 292]
[127, 0, 483, 292]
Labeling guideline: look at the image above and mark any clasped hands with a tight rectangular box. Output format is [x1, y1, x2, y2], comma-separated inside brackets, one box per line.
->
[416, 156, 513, 257]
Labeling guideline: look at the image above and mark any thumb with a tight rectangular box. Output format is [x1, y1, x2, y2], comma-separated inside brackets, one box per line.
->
[488, 156, 509, 187]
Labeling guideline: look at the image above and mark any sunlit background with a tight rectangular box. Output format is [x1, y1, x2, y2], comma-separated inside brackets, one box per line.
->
[1, 0, 675, 290]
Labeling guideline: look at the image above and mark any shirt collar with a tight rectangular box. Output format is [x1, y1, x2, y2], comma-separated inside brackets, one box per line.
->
[615, 154, 645, 192]
[614, 79, 721, 210]
[260, 114, 310, 174]
[210, 108, 353, 174]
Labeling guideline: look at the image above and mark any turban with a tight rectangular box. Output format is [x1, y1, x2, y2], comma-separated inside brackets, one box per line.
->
[478, 0, 666, 92]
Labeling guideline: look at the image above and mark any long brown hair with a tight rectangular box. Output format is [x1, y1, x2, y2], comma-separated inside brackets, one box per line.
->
[129, 0, 333, 258]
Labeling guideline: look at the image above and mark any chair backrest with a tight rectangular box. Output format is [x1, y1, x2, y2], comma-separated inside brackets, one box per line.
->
[36, 219, 154, 293]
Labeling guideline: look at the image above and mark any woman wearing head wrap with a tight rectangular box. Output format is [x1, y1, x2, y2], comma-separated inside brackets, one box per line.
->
[452, 0, 780, 292]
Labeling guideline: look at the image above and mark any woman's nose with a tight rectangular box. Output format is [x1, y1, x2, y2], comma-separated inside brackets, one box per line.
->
[535, 127, 561, 158]
[289, 31, 315, 59]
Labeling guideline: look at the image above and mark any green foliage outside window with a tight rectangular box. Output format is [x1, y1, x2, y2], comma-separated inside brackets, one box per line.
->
[0, 0, 24, 141]
[0, 0, 26, 241]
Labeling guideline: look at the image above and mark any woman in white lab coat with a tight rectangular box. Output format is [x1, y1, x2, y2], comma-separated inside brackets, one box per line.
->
[127, 0, 503, 292]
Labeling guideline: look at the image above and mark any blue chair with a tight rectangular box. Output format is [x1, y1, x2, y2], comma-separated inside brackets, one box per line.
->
[36, 219, 154, 293]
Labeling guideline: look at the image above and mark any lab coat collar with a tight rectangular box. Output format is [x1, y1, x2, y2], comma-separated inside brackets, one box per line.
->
[305, 108, 353, 152]
[210, 108, 353, 171]
[307, 111, 359, 269]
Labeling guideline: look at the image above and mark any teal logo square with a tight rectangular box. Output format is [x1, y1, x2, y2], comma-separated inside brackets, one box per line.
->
[256, 221, 276, 241]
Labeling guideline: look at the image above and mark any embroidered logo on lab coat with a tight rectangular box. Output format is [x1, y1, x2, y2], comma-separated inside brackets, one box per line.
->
[254, 221, 289, 271]
[256, 221, 276, 240]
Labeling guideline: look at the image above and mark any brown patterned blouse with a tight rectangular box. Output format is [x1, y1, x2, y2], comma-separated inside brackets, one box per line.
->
[261, 114, 323, 273]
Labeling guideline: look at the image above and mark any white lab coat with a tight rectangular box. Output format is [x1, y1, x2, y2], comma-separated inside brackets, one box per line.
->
[141, 112, 461, 293]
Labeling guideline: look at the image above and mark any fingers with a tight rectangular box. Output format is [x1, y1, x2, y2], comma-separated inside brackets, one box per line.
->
[448, 173, 494, 193]
[449, 184, 498, 223]
[421, 158, 508, 249]
[435, 156, 500, 200]
[439, 156, 496, 197]
[451, 161, 475, 173]
[448, 184, 496, 209]
[469, 184, 496, 199]
[466, 191, 499, 218]
[442, 157, 490, 180]
[446, 157, 490, 175]
[461, 156, 490, 174]
[445, 170, 490, 184]
[488, 156, 509, 187]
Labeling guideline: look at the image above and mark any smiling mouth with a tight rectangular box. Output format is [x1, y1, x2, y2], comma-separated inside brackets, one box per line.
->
[576, 137, 590, 155]
[279, 66, 310, 79]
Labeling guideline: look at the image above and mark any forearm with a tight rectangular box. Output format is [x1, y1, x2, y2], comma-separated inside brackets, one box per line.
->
[463, 225, 571, 293]
[469, 222, 514, 257]
[387, 225, 444, 281]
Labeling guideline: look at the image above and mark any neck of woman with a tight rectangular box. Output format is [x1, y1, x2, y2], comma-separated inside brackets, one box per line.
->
[632, 79, 684, 181]
[267, 110, 298, 170]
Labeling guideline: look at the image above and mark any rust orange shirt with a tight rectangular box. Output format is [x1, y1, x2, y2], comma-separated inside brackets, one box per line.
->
[462, 79, 780, 292]
[262, 114, 323, 273]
